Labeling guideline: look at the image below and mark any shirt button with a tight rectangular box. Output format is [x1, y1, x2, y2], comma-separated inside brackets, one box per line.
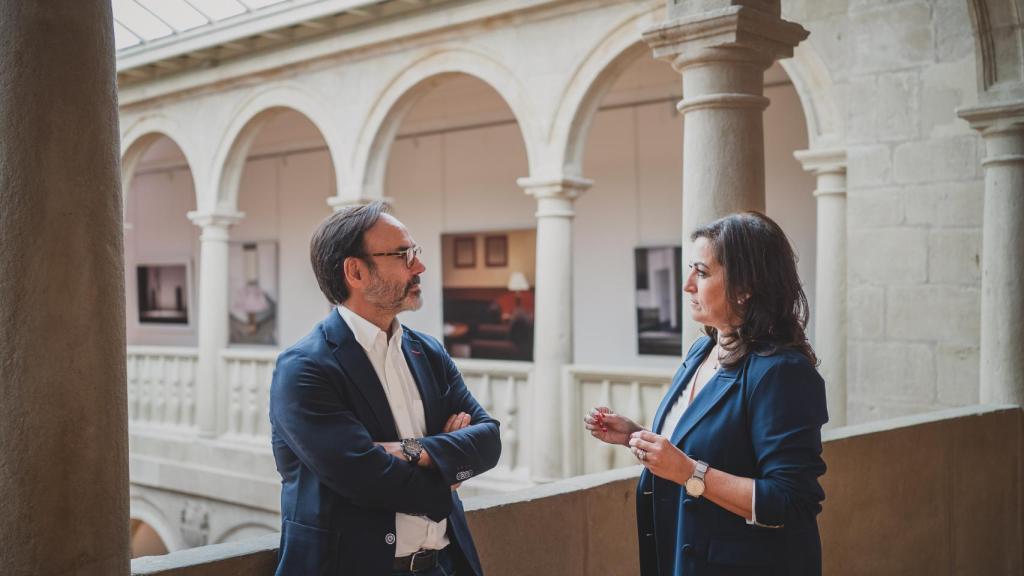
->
[385, 533, 396, 545]
[682, 544, 694, 556]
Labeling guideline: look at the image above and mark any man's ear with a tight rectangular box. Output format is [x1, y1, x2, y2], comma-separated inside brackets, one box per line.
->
[343, 256, 364, 289]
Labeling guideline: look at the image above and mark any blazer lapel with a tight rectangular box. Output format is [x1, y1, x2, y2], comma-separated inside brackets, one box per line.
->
[401, 331, 437, 431]
[322, 311, 398, 438]
[670, 366, 739, 445]
[651, 338, 714, 434]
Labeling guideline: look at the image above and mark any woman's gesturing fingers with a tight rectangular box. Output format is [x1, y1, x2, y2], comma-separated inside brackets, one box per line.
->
[629, 430, 690, 482]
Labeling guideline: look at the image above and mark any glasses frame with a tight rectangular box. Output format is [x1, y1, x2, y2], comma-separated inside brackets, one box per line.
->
[367, 245, 422, 268]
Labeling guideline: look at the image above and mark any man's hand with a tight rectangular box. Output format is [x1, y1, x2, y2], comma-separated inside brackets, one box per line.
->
[444, 412, 471, 433]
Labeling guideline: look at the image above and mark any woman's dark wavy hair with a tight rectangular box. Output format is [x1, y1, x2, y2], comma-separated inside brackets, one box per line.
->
[691, 211, 818, 368]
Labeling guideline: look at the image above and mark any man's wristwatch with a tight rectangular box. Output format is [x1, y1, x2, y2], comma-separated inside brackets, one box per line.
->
[401, 438, 423, 465]
[685, 460, 709, 498]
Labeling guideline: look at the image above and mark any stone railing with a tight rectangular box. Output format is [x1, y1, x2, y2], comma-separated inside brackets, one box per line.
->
[561, 364, 675, 477]
[127, 346, 200, 432]
[220, 348, 278, 442]
[131, 405, 1024, 576]
[455, 358, 532, 490]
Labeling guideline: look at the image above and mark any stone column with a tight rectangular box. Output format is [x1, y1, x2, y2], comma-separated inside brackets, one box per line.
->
[643, 3, 808, 345]
[517, 176, 592, 481]
[795, 149, 848, 427]
[959, 103, 1024, 405]
[0, 2, 129, 574]
[188, 211, 243, 437]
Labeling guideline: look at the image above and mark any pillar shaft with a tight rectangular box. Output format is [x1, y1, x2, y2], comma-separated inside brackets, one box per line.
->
[644, 5, 808, 346]
[960, 104, 1024, 405]
[188, 212, 242, 437]
[0, 2, 129, 574]
[796, 149, 848, 427]
[518, 176, 590, 481]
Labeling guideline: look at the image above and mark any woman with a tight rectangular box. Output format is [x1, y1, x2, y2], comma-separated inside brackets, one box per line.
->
[585, 212, 828, 576]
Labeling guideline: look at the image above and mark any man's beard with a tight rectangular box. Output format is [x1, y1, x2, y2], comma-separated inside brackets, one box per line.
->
[365, 270, 421, 314]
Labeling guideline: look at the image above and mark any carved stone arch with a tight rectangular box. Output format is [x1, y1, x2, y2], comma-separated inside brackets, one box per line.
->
[207, 83, 343, 213]
[352, 46, 539, 202]
[966, 0, 1024, 95]
[120, 115, 201, 214]
[212, 521, 278, 544]
[778, 40, 843, 146]
[129, 495, 186, 553]
[551, 5, 666, 179]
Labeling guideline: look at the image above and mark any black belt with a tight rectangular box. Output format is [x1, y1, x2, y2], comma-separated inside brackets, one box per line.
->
[393, 549, 440, 573]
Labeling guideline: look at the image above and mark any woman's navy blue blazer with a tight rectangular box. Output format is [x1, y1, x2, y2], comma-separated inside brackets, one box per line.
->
[637, 336, 828, 576]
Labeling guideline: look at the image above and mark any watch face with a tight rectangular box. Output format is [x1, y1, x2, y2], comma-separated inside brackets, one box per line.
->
[402, 438, 423, 458]
[685, 477, 705, 497]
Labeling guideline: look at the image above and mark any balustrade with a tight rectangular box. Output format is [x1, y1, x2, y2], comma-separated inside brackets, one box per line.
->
[561, 365, 674, 477]
[127, 347, 199, 431]
[221, 348, 279, 441]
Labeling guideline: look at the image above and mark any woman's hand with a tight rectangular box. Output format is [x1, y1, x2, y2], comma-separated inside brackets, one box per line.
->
[629, 430, 695, 484]
[584, 407, 642, 446]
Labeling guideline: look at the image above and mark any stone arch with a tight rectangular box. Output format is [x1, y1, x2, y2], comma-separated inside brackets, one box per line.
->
[778, 40, 843, 146]
[212, 521, 278, 544]
[120, 115, 201, 213]
[129, 495, 185, 552]
[207, 83, 343, 213]
[966, 0, 1024, 94]
[550, 6, 665, 179]
[553, 6, 842, 174]
[352, 46, 539, 202]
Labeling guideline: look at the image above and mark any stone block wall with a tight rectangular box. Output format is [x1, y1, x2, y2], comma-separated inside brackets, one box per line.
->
[787, 0, 985, 423]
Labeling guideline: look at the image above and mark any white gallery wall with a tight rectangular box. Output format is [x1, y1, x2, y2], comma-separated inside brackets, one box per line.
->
[125, 140, 200, 347]
[126, 59, 815, 369]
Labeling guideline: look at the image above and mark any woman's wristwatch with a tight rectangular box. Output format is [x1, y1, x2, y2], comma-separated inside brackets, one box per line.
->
[685, 460, 709, 497]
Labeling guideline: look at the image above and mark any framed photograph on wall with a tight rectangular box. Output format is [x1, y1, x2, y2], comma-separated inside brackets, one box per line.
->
[635, 246, 683, 356]
[228, 241, 278, 346]
[454, 237, 476, 268]
[485, 235, 508, 267]
[137, 262, 191, 325]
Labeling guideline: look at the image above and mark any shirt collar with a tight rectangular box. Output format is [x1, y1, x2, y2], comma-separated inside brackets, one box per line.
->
[337, 305, 403, 352]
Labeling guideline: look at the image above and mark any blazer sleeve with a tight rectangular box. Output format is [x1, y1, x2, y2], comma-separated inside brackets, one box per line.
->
[270, 348, 453, 522]
[748, 355, 829, 528]
[418, 346, 502, 485]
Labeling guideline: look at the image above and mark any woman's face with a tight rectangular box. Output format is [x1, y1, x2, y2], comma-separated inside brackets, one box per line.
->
[683, 237, 736, 333]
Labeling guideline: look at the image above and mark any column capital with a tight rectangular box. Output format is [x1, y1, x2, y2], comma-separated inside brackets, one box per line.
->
[795, 148, 847, 198]
[642, 6, 808, 70]
[186, 210, 244, 230]
[958, 101, 1024, 134]
[326, 195, 393, 212]
[794, 148, 847, 175]
[516, 176, 593, 200]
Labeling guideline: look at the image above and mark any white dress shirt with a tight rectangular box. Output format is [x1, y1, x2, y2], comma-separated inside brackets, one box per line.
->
[657, 367, 759, 524]
[338, 306, 450, 556]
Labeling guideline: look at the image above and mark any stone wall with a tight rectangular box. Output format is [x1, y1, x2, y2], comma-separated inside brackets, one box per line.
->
[131, 405, 1023, 576]
[786, 0, 986, 422]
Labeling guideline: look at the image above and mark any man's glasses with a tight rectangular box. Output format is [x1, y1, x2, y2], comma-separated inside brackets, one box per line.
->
[368, 245, 422, 269]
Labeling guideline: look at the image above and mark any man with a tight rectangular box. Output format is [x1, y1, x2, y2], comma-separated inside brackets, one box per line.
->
[270, 201, 501, 575]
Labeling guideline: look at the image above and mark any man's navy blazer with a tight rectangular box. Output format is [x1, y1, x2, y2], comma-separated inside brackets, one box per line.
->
[637, 336, 828, 576]
[269, 310, 501, 576]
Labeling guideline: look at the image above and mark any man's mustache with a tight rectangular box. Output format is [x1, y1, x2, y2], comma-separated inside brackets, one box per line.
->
[406, 276, 421, 292]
